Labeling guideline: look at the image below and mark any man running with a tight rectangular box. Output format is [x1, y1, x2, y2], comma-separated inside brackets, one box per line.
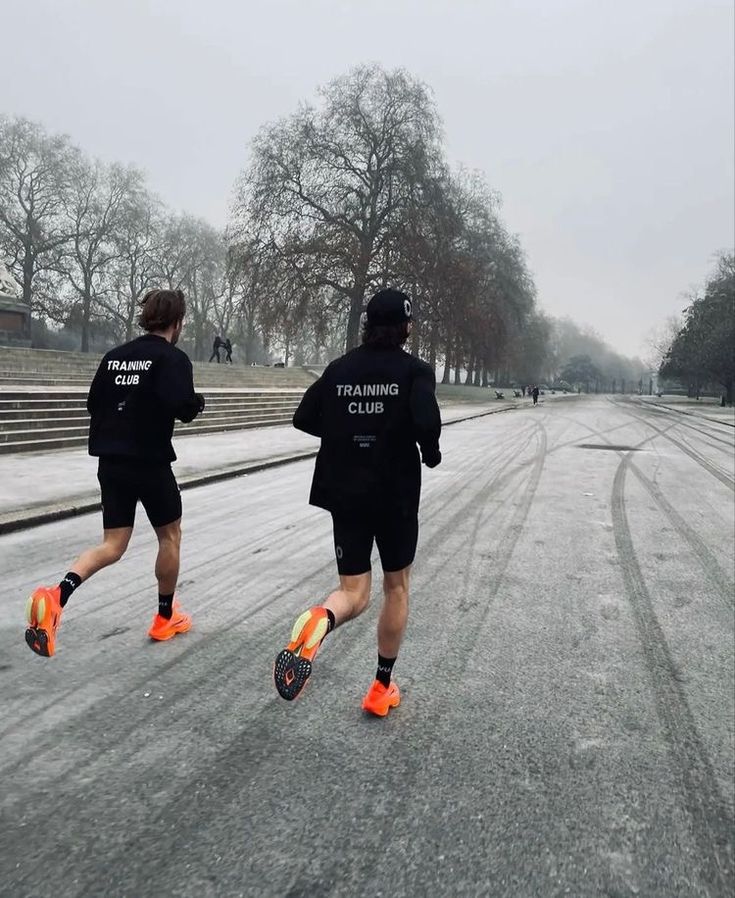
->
[273, 288, 441, 716]
[24, 289, 205, 657]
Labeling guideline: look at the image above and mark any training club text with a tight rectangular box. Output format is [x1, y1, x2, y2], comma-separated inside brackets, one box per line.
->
[336, 382, 399, 415]
[107, 359, 152, 385]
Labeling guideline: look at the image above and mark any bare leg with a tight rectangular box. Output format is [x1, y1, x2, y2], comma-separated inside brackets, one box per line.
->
[69, 527, 132, 582]
[322, 572, 372, 626]
[153, 519, 181, 595]
[377, 566, 411, 658]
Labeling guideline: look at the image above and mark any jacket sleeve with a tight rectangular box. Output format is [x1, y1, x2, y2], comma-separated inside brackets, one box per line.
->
[155, 351, 202, 424]
[410, 362, 442, 465]
[293, 376, 324, 437]
[86, 358, 107, 415]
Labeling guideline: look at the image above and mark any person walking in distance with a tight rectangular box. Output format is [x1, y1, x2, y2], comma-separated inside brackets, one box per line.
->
[223, 338, 233, 364]
[24, 289, 206, 657]
[532, 385, 540, 406]
[273, 288, 442, 716]
[209, 335, 223, 363]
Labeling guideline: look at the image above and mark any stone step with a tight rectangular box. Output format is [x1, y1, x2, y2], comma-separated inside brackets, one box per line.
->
[0, 389, 305, 403]
[0, 398, 300, 420]
[0, 374, 311, 388]
[0, 346, 318, 390]
[0, 376, 92, 386]
[0, 413, 294, 453]
[0, 402, 300, 430]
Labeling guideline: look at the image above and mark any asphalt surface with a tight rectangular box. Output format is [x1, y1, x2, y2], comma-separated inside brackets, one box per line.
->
[0, 395, 733, 898]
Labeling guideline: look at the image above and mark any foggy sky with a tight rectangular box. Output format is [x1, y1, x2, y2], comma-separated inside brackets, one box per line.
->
[4, 0, 734, 360]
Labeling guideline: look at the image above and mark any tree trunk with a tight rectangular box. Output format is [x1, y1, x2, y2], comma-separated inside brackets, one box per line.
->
[345, 291, 364, 350]
[81, 288, 91, 353]
[246, 318, 255, 364]
[125, 287, 136, 342]
[441, 335, 452, 384]
[23, 244, 34, 307]
[453, 339, 462, 384]
[428, 333, 437, 372]
[464, 357, 473, 385]
[345, 252, 371, 350]
[410, 295, 420, 356]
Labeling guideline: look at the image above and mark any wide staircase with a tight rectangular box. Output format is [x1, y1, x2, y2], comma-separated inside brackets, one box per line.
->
[0, 347, 316, 454]
[0, 346, 315, 388]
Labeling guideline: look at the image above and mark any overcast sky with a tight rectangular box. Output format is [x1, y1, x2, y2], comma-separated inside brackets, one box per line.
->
[4, 0, 734, 358]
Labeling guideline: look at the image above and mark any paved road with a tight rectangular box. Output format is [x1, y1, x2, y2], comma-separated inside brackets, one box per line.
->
[1, 396, 733, 898]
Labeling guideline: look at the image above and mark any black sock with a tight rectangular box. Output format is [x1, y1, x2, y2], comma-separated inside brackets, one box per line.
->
[158, 593, 174, 620]
[376, 654, 396, 688]
[325, 609, 336, 633]
[58, 572, 82, 608]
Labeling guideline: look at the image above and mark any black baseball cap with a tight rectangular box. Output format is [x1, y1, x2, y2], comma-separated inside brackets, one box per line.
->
[366, 289, 413, 326]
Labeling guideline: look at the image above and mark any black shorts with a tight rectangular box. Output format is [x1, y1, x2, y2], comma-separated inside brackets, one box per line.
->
[97, 458, 182, 530]
[331, 510, 418, 576]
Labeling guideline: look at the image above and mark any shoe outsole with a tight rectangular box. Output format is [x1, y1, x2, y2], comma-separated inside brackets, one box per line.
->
[274, 649, 312, 701]
[25, 626, 50, 657]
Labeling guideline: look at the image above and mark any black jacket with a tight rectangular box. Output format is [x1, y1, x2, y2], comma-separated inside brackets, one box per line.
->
[86, 334, 203, 463]
[293, 345, 441, 515]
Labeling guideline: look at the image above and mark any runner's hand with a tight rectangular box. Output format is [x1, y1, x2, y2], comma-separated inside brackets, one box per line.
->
[195, 393, 206, 412]
[422, 447, 441, 468]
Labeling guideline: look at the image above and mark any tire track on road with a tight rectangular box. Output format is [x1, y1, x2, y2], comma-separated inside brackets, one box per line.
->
[553, 413, 734, 613]
[17, 421, 550, 897]
[610, 399, 734, 492]
[627, 460, 734, 611]
[0, 421, 538, 782]
[627, 398, 735, 446]
[611, 456, 734, 895]
[342, 423, 549, 890]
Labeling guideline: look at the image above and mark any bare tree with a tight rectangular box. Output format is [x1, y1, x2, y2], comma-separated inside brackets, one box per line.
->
[104, 187, 165, 341]
[234, 65, 442, 350]
[57, 159, 139, 351]
[644, 313, 684, 372]
[0, 116, 79, 311]
[177, 216, 223, 361]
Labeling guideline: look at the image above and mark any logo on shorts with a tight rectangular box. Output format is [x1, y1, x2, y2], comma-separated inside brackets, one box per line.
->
[336, 545, 343, 560]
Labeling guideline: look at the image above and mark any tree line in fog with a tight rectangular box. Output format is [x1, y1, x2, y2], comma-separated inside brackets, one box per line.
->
[1, 66, 655, 390]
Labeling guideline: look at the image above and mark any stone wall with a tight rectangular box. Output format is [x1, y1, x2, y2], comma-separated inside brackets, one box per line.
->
[0, 295, 31, 347]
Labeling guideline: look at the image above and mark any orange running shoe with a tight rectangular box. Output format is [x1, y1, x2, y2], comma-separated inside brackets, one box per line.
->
[25, 586, 63, 657]
[148, 601, 192, 641]
[362, 680, 400, 717]
[274, 606, 330, 701]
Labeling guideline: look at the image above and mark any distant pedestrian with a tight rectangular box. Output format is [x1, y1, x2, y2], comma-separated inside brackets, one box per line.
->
[224, 338, 233, 364]
[209, 336, 223, 363]
[532, 385, 539, 406]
